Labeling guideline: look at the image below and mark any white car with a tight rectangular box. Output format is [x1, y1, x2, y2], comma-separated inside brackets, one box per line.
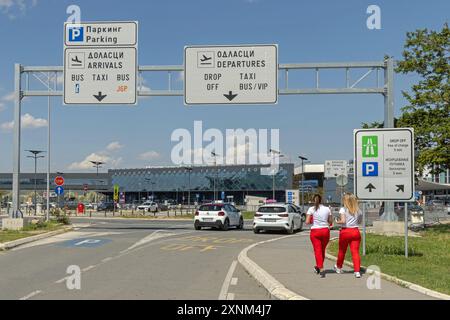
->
[253, 203, 303, 234]
[194, 203, 244, 231]
[137, 201, 158, 213]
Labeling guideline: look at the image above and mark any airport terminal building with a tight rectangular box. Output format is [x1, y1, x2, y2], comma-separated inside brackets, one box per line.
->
[0, 163, 294, 204]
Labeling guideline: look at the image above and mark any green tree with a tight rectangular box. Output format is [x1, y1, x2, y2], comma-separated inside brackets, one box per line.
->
[396, 24, 449, 176]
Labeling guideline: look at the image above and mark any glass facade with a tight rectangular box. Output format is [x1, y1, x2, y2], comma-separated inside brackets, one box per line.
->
[110, 164, 294, 193]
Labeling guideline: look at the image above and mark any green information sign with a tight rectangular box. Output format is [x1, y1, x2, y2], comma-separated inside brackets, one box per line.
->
[362, 136, 378, 158]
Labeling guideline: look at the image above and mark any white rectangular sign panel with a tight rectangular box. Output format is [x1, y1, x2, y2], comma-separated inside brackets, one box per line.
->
[354, 128, 414, 201]
[184, 44, 278, 105]
[64, 47, 137, 104]
[64, 22, 137, 47]
[324, 160, 348, 178]
[286, 189, 300, 206]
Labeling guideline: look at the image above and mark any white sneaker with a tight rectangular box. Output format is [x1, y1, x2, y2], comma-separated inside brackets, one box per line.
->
[354, 272, 361, 278]
[334, 265, 343, 274]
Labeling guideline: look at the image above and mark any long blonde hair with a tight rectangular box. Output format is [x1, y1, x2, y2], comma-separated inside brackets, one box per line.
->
[343, 193, 359, 215]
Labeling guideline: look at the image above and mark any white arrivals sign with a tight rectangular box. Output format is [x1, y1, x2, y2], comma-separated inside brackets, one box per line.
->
[354, 128, 415, 201]
[324, 160, 348, 178]
[184, 44, 278, 105]
[63, 21, 138, 105]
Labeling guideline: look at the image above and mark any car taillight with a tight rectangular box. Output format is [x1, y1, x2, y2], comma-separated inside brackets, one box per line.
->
[195, 211, 199, 216]
[278, 214, 289, 217]
[255, 213, 262, 217]
[218, 211, 225, 216]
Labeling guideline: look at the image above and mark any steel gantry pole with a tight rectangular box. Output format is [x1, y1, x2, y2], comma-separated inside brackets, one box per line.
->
[12, 64, 22, 218]
[382, 57, 397, 222]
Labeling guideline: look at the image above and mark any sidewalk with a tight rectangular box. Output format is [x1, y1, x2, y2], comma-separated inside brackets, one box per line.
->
[247, 232, 436, 300]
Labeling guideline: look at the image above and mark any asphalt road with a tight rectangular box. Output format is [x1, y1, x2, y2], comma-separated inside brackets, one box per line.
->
[0, 218, 283, 300]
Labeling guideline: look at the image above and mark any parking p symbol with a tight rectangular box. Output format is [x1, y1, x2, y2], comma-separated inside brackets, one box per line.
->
[362, 162, 378, 177]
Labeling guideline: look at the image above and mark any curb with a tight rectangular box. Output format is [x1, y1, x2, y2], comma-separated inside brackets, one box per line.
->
[326, 239, 450, 300]
[0, 226, 73, 251]
[238, 235, 308, 300]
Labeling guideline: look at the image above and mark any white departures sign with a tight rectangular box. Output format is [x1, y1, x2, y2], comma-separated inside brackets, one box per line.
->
[184, 45, 278, 105]
[63, 21, 138, 105]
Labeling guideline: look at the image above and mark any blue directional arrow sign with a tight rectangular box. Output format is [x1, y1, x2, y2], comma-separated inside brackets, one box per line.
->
[55, 186, 64, 196]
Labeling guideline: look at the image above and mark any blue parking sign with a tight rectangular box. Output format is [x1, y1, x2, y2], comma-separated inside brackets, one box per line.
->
[68, 26, 84, 42]
[362, 162, 378, 177]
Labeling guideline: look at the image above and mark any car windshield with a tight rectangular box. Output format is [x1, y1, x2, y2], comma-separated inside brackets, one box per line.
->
[258, 206, 286, 213]
[199, 205, 223, 211]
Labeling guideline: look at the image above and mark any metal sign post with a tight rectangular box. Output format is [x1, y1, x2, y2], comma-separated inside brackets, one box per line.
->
[362, 202, 366, 256]
[10, 56, 396, 218]
[405, 202, 408, 258]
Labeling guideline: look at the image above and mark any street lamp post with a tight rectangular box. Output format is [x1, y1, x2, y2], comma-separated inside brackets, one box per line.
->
[211, 152, 219, 202]
[184, 166, 193, 213]
[26, 150, 45, 216]
[269, 149, 283, 201]
[298, 156, 308, 213]
[90, 161, 105, 207]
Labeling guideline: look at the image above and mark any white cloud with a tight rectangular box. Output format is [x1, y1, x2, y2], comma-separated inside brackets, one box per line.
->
[1, 113, 47, 131]
[67, 141, 124, 171]
[106, 141, 123, 152]
[0, 0, 37, 18]
[138, 150, 161, 161]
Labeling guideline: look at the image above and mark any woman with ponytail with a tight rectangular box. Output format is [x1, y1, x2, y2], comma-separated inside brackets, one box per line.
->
[306, 194, 332, 278]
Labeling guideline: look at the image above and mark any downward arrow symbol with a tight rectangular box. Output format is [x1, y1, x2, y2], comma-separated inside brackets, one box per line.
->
[93, 92, 107, 102]
[223, 91, 238, 101]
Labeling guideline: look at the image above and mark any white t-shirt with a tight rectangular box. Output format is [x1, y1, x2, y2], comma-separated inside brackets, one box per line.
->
[339, 207, 361, 228]
[307, 205, 331, 229]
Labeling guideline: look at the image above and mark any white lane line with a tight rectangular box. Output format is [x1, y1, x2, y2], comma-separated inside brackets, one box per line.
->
[226, 293, 235, 300]
[82, 265, 95, 272]
[55, 277, 68, 284]
[102, 257, 113, 262]
[19, 290, 42, 300]
[218, 260, 238, 300]
[231, 277, 238, 286]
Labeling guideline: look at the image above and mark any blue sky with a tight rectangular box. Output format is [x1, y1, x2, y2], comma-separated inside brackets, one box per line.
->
[0, 0, 448, 173]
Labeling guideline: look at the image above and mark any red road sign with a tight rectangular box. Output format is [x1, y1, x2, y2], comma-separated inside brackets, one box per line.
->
[54, 176, 65, 186]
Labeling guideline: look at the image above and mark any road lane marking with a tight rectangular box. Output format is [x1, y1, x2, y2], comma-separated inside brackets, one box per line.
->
[121, 230, 176, 252]
[219, 260, 238, 300]
[231, 277, 238, 286]
[82, 265, 95, 272]
[19, 290, 42, 300]
[226, 293, 235, 300]
[102, 257, 113, 262]
[55, 277, 68, 284]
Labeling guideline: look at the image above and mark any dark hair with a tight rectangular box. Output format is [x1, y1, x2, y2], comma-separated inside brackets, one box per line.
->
[313, 194, 322, 211]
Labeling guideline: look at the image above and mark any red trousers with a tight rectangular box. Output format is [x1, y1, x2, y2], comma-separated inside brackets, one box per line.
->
[310, 228, 330, 269]
[337, 228, 361, 272]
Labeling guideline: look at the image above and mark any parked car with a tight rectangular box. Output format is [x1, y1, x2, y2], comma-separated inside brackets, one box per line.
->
[291, 204, 307, 222]
[253, 203, 303, 234]
[194, 203, 243, 231]
[97, 202, 116, 212]
[137, 201, 158, 213]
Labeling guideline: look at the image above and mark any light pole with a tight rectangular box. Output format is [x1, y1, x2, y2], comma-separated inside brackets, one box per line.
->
[298, 156, 308, 212]
[26, 150, 45, 216]
[269, 149, 284, 201]
[90, 161, 104, 206]
[211, 152, 219, 202]
[184, 166, 193, 212]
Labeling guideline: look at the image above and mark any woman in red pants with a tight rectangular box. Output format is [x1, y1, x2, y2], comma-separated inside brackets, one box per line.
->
[334, 193, 362, 278]
[306, 194, 332, 278]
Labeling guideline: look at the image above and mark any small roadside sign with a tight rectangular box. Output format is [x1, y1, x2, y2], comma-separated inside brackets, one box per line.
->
[54, 176, 65, 186]
[55, 186, 64, 196]
[354, 128, 414, 201]
[184, 44, 278, 105]
[324, 160, 348, 178]
[114, 184, 119, 202]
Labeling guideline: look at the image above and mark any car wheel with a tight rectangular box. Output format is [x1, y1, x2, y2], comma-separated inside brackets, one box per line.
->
[298, 219, 303, 232]
[222, 218, 230, 231]
[287, 221, 294, 234]
[237, 217, 244, 230]
[194, 222, 201, 230]
[253, 228, 260, 234]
